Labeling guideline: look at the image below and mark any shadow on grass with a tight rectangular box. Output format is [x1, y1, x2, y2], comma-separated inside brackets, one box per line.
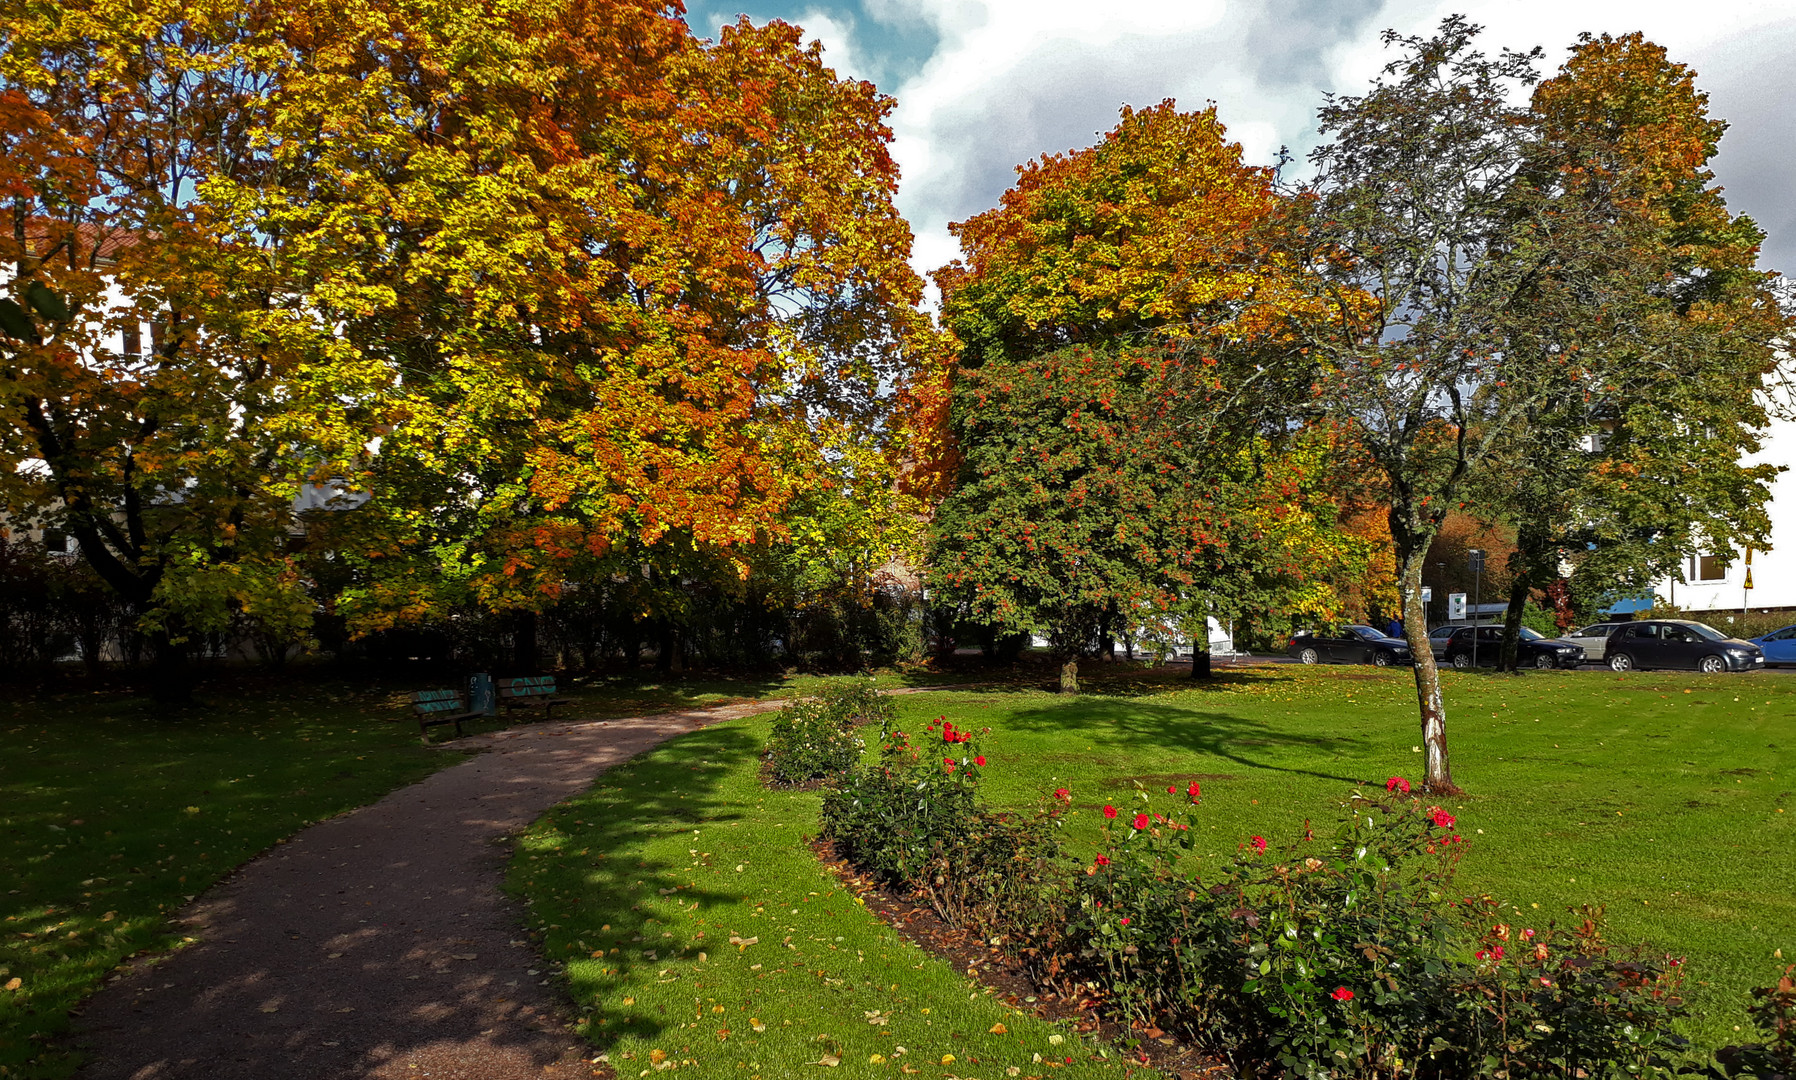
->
[1000, 690, 1368, 786]
[509, 724, 765, 1051]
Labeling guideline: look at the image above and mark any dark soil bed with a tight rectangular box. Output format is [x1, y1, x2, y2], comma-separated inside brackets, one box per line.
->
[811, 838, 1234, 1080]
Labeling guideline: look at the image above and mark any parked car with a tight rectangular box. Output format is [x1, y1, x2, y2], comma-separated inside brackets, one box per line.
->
[1427, 623, 1469, 660]
[1441, 625, 1584, 670]
[1748, 624, 1796, 666]
[1287, 625, 1412, 667]
[1563, 622, 1622, 662]
[1603, 619, 1766, 673]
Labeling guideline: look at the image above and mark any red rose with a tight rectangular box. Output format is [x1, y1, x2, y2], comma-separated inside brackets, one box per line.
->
[1103, 805, 1117, 819]
[1490, 945, 1504, 960]
[1132, 813, 1150, 830]
[1431, 809, 1456, 829]
[974, 755, 986, 767]
[1386, 776, 1411, 794]
[1054, 788, 1070, 801]
[1095, 854, 1110, 866]
[944, 757, 955, 765]
[1119, 917, 1131, 926]
[1187, 781, 1201, 800]
[1331, 986, 1353, 1002]
[1167, 786, 1176, 795]
[1251, 836, 1267, 853]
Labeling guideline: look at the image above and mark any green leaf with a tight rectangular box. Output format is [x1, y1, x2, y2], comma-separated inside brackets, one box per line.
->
[0, 298, 39, 343]
[23, 281, 71, 323]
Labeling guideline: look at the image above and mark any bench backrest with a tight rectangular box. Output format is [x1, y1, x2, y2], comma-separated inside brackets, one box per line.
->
[412, 688, 467, 713]
[499, 676, 557, 698]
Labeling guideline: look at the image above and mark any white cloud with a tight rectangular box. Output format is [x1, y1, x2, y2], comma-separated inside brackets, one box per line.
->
[882, 0, 1796, 282]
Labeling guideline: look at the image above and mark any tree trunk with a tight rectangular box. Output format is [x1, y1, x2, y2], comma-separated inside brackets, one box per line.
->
[148, 627, 190, 708]
[1399, 550, 1460, 794]
[1498, 574, 1531, 673]
[513, 610, 538, 674]
[1189, 647, 1212, 679]
[1059, 656, 1079, 694]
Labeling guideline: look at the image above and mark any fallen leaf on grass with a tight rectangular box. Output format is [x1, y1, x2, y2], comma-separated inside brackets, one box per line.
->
[4, 978, 21, 991]
[989, 1022, 1008, 1034]
[729, 935, 758, 951]
[808, 1054, 841, 1067]
[750, 1018, 766, 1033]
[622, 997, 636, 1006]
[869, 1054, 886, 1064]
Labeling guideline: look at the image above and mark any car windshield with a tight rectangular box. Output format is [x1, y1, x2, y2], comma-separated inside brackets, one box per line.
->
[1518, 627, 1545, 640]
[1685, 622, 1729, 641]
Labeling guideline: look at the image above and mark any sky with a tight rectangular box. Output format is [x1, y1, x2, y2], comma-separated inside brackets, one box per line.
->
[680, 0, 1796, 290]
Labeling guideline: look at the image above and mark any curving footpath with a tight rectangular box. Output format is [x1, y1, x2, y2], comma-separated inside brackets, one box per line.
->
[73, 699, 794, 1080]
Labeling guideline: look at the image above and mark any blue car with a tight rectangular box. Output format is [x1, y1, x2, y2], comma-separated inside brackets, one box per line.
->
[1749, 624, 1796, 666]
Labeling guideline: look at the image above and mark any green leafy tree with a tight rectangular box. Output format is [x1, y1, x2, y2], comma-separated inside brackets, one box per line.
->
[1277, 17, 1755, 791]
[1483, 32, 1788, 669]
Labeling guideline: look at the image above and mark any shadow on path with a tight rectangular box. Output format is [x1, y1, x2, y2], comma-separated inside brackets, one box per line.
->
[72, 700, 785, 1080]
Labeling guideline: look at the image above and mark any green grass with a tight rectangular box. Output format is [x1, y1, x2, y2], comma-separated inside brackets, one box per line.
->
[0, 664, 984, 1079]
[515, 664, 1793, 1076]
[508, 718, 1132, 1080]
[0, 679, 471, 1078]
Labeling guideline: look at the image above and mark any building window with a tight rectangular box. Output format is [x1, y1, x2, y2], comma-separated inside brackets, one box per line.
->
[1691, 554, 1729, 582]
[122, 325, 141, 355]
[41, 529, 69, 554]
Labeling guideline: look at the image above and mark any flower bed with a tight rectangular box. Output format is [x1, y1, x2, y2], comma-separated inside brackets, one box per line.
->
[821, 721, 1789, 1079]
[761, 678, 893, 785]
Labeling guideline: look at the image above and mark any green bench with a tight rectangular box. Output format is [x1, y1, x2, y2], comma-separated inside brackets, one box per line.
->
[498, 676, 572, 720]
[407, 688, 480, 740]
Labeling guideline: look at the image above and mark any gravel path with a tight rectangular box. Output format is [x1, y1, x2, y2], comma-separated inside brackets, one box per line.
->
[73, 699, 790, 1080]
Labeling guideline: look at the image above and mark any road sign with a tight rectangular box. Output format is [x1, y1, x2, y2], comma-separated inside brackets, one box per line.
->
[1420, 586, 1433, 603]
[1468, 549, 1486, 574]
[1448, 593, 1467, 621]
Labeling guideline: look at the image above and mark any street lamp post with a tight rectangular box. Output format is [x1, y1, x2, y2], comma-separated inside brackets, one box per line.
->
[1468, 549, 1486, 668]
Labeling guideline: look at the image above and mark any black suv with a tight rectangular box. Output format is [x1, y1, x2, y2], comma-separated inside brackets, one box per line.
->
[1442, 625, 1584, 669]
[1604, 620, 1765, 673]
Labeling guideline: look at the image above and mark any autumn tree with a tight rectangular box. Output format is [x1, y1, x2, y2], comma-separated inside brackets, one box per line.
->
[1277, 17, 1752, 791]
[1482, 32, 1787, 669]
[930, 102, 1369, 684]
[0, 3, 320, 701]
[198, 2, 930, 657]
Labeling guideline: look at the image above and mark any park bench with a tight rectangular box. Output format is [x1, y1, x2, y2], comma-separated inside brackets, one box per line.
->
[498, 675, 572, 720]
[407, 688, 481, 740]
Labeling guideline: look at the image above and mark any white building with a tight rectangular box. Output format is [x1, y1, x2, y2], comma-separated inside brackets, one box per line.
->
[1651, 409, 1796, 617]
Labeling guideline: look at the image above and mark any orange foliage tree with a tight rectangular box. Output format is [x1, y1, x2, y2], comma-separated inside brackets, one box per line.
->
[206, 2, 932, 646]
[927, 103, 1379, 684]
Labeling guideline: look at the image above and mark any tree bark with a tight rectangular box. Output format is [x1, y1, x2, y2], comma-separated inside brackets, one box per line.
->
[1400, 550, 1461, 794]
[1498, 574, 1531, 672]
[1189, 647, 1212, 679]
[147, 626, 191, 708]
[513, 610, 538, 674]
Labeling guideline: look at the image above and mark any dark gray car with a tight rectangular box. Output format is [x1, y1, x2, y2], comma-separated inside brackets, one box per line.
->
[1287, 624, 1412, 667]
[1604, 619, 1766, 673]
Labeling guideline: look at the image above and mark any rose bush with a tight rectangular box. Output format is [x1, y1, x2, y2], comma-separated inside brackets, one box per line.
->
[819, 742, 1729, 1079]
[762, 677, 892, 784]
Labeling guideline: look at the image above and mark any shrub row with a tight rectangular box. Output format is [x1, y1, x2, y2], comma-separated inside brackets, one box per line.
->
[761, 678, 894, 785]
[819, 724, 1795, 1080]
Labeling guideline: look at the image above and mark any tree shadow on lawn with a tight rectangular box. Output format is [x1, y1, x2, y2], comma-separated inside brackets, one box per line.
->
[511, 724, 766, 1053]
[998, 694, 1370, 787]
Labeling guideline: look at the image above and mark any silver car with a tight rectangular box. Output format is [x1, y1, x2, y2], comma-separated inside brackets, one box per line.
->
[1564, 623, 1621, 662]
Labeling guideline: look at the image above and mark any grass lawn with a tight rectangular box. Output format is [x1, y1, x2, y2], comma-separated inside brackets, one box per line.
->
[513, 663, 1793, 1078]
[0, 665, 924, 1079]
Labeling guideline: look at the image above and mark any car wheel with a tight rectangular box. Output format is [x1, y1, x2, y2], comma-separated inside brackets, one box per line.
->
[1534, 653, 1555, 670]
[1372, 651, 1393, 668]
[1450, 652, 1472, 670]
[1698, 655, 1727, 674]
[1608, 652, 1634, 672]
[1298, 647, 1319, 665]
